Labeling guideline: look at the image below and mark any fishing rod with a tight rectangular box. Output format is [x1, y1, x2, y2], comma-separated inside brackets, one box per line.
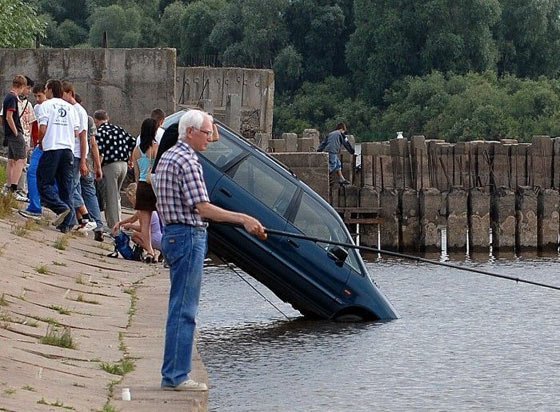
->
[263, 227, 560, 292]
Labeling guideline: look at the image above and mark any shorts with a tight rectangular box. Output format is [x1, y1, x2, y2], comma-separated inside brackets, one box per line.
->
[7, 133, 26, 160]
[135, 181, 157, 211]
[328, 152, 341, 173]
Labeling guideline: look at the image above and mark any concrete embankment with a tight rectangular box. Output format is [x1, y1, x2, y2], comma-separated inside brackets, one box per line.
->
[0, 205, 208, 411]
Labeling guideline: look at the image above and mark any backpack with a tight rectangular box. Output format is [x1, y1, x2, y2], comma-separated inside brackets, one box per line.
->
[108, 231, 143, 261]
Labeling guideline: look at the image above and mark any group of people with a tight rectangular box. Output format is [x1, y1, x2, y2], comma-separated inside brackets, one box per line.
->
[3, 75, 269, 392]
[1, 74, 166, 254]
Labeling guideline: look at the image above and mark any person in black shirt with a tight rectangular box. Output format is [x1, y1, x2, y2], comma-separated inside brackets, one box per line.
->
[93, 109, 135, 228]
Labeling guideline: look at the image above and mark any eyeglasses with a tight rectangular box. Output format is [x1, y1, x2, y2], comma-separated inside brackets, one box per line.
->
[192, 127, 213, 137]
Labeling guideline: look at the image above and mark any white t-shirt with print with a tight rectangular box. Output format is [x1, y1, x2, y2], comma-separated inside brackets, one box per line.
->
[72, 102, 89, 159]
[38, 97, 79, 152]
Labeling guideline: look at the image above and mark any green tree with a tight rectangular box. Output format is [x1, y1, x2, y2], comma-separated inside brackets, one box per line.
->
[88, 4, 142, 47]
[496, 0, 560, 78]
[44, 19, 89, 48]
[211, 0, 288, 67]
[161, 1, 188, 51]
[0, 0, 46, 47]
[346, 0, 501, 105]
[285, 0, 348, 83]
[179, 0, 226, 65]
[273, 46, 304, 90]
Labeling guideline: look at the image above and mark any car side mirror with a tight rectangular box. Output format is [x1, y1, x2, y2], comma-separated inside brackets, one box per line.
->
[327, 245, 348, 266]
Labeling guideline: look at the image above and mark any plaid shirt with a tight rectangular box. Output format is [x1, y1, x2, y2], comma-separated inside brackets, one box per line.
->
[153, 141, 209, 227]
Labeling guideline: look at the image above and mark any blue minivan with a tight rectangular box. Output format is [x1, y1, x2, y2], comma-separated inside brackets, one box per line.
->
[161, 110, 398, 321]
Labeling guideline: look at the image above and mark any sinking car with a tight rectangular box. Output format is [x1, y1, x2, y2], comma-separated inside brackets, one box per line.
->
[161, 110, 398, 321]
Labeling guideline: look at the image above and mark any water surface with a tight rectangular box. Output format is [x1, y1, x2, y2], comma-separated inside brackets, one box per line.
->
[198, 255, 560, 411]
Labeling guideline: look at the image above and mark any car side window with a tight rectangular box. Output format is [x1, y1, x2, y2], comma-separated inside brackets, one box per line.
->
[293, 192, 361, 272]
[229, 156, 297, 217]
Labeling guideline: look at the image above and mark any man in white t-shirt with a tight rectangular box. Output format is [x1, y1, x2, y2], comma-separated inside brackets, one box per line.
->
[37, 79, 79, 233]
[62, 81, 98, 232]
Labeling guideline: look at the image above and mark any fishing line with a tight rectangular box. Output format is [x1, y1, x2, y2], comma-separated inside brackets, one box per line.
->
[214, 254, 293, 320]
[263, 228, 560, 292]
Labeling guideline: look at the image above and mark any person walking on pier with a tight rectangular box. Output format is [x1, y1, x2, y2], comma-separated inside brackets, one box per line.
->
[317, 122, 355, 185]
[154, 109, 266, 391]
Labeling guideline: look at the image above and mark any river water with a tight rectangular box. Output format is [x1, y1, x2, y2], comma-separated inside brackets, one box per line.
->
[197, 253, 560, 411]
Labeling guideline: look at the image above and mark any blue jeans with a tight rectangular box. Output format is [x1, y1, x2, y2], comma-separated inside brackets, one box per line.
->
[160, 224, 207, 387]
[328, 152, 341, 172]
[37, 149, 75, 230]
[81, 171, 104, 230]
[26, 147, 43, 214]
[72, 157, 85, 210]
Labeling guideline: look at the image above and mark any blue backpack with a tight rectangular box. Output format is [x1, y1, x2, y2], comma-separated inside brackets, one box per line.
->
[108, 231, 143, 261]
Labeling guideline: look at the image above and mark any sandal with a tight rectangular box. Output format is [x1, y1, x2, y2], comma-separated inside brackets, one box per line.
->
[144, 253, 156, 264]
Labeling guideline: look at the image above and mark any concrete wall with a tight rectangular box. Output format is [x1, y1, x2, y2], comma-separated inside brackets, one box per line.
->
[176, 67, 274, 138]
[0, 48, 176, 136]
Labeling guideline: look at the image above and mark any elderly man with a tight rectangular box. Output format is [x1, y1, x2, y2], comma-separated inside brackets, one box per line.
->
[153, 110, 266, 391]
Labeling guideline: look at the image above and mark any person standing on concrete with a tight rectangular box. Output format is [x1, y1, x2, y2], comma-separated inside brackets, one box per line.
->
[37, 79, 80, 232]
[2, 75, 28, 199]
[153, 109, 266, 391]
[317, 122, 355, 185]
[93, 109, 135, 229]
[61, 82, 99, 233]
[18, 83, 46, 220]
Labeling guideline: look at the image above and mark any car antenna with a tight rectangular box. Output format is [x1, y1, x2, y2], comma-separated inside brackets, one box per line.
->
[263, 227, 560, 292]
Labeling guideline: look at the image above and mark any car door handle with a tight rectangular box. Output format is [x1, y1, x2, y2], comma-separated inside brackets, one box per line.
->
[219, 188, 232, 197]
[287, 239, 299, 248]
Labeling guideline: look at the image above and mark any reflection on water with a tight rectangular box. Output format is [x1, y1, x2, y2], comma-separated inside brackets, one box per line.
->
[198, 257, 560, 411]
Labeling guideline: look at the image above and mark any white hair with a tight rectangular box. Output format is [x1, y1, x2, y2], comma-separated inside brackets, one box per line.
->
[178, 110, 213, 140]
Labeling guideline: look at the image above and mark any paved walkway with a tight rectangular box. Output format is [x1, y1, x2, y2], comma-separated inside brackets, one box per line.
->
[0, 205, 208, 411]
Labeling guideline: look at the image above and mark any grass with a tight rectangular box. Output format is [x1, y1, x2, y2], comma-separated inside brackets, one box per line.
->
[50, 305, 71, 315]
[52, 261, 67, 267]
[53, 235, 70, 250]
[0, 293, 8, 307]
[35, 265, 49, 275]
[22, 385, 35, 391]
[10, 224, 27, 237]
[100, 358, 135, 376]
[0, 193, 17, 219]
[40, 325, 75, 349]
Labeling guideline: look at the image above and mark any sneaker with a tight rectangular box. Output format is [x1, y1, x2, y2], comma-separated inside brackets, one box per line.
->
[77, 221, 97, 232]
[94, 230, 104, 242]
[161, 379, 208, 392]
[52, 209, 71, 227]
[18, 209, 42, 220]
[13, 189, 29, 202]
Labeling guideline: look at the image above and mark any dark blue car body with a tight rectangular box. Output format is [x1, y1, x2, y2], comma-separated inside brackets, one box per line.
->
[162, 111, 398, 321]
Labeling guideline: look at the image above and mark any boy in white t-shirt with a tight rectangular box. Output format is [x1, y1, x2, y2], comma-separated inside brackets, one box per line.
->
[37, 79, 79, 233]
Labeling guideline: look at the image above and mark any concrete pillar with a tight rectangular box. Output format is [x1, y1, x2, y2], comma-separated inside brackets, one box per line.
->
[426, 140, 447, 191]
[468, 188, 490, 252]
[302, 128, 321, 149]
[281, 133, 298, 152]
[359, 188, 380, 246]
[410, 135, 429, 190]
[491, 187, 516, 252]
[297, 138, 314, 152]
[269, 138, 286, 152]
[225, 93, 241, 133]
[511, 143, 529, 187]
[447, 188, 468, 250]
[379, 189, 399, 250]
[400, 189, 420, 251]
[390, 138, 410, 189]
[538, 189, 559, 251]
[360, 154, 373, 188]
[341, 151, 354, 184]
[491, 142, 511, 188]
[453, 142, 470, 189]
[420, 188, 442, 251]
[371, 143, 393, 189]
[198, 98, 214, 115]
[531, 135, 553, 188]
[254, 132, 270, 151]
[515, 186, 538, 250]
[341, 185, 359, 208]
[553, 138, 560, 189]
